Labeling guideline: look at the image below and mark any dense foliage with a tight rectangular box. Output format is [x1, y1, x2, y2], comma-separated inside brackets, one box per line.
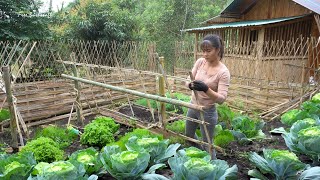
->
[0, 0, 51, 40]
[80, 116, 119, 147]
[34, 125, 77, 149]
[20, 137, 64, 163]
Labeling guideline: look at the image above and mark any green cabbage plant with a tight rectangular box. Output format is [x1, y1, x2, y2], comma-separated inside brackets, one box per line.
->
[282, 120, 320, 164]
[177, 147, 211, 161]
[100, 145, 167, 180]
[230, 116, 265, 144]
[299, 166, 320, 180]
[125, 136, 180, 165]
[248, 149, 306, 180]
[280, 109, 311, 126]
[28, 161, 98, 180]
[107, 128, 163, 151]
[68, 147, 102, 175]
[168, 156, 238, 180]
[0, 152, 36, 180]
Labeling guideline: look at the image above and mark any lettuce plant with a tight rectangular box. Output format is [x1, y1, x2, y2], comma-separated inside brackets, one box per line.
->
[68, 147, 102, 175]
[248, 149, 306, 180]
[126, 136, 180, 165]
[0, 152, 36, 180]
[80, 116, 119, 148]
[20, 137, 64, 163]
[166, 120, 185, 134]
[34, 125, 77, 149]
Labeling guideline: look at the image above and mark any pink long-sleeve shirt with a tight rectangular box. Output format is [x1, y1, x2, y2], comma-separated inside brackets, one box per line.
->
[191, 58, 230, 107]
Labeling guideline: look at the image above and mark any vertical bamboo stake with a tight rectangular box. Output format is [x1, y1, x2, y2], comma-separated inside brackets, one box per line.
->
[2, 66, 18, 152]
[72, 64, 84, 126]
[189, 72, 214, 159]
[300, 62, 306, 105]
[159, 57, 166, 127]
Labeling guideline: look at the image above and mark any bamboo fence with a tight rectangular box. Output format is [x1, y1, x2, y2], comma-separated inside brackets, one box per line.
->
[0, 36, 319, 135]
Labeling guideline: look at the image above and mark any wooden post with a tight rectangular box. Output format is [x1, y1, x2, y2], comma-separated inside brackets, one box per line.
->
[2, 66, 18, 152]
[72, 64, 84, 126]
[159, 57, 166, 127]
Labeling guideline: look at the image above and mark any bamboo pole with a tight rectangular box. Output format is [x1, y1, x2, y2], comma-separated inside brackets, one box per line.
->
[71, 56, 84, 126]
[61, 74, 204, 111]
[159, 57, 166, 127]
[2, 66, 18, 152]
[189, 72, 214, 159]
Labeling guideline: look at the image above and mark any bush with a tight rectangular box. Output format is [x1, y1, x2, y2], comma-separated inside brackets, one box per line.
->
[20, 137, 64, 163]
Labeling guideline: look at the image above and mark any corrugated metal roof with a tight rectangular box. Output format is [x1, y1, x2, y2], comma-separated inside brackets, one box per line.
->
[184, 14, 308, 32]
[292, 0, 320, 14]
[220, 0, 258, 18]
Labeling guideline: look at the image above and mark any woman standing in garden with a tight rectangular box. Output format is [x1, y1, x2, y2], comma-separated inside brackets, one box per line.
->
[186, 34, 230, 159]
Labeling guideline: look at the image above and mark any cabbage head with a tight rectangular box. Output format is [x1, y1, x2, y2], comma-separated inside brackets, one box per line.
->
[248, 149, 306, 180]
[168, 156, 238, 180]
[68, 147, 102, 175]
[100, 145, 150, 180]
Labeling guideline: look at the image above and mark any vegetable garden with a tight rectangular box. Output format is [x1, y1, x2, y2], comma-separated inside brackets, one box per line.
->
[0, 40, 320, 180]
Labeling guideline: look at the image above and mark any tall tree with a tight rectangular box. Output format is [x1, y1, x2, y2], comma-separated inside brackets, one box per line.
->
[0, 0, 52, 41]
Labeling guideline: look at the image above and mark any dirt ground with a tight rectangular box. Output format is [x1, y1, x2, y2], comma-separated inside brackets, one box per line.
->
[0, 104, 313, 180]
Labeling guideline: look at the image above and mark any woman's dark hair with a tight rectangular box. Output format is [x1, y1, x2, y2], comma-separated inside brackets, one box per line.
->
[200, 34, 224, 60]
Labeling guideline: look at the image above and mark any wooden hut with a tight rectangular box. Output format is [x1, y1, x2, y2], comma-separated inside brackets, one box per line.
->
[183, 0, 320, 115]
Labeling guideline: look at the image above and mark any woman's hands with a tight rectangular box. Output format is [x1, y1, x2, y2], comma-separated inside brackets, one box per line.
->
[188, 80, 208, 92]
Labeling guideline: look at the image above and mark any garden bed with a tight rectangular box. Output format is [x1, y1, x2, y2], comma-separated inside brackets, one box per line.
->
[0, 103, 316, 179]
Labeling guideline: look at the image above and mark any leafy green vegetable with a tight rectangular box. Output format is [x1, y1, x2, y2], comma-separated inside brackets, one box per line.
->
[80, 116, 119, 148]
[178, 147, 211, 161]
[20, 137, 64, 163]
[281, 109, 311, 126]
[100, 145, 150, 180]
[231, 116, 265, 139]
[283, 123, 320, 164]
[108, 128, 162, 150]
[248, 149, 306, 180]
[28, 161, 94, 180]
[68, 147, 102, 175]
[126, 136, 180, 164]
[0, 151, 36, 180]
[168, 156, 238, 180]
[0, 109, 10, 122]
[34, 125, 77, 149]
[166, 120, 185, 134]
[311, 93, 320, 103]
[214, 129, 235, 148]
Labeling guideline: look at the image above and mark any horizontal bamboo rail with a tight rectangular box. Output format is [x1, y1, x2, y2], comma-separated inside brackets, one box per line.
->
[61, 74, 204, 111]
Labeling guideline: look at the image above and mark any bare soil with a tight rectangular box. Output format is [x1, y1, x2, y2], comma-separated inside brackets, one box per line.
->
[0, 104, 313, 180]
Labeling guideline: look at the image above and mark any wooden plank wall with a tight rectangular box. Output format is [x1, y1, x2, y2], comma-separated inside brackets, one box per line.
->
[244, 0, 312, 20]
